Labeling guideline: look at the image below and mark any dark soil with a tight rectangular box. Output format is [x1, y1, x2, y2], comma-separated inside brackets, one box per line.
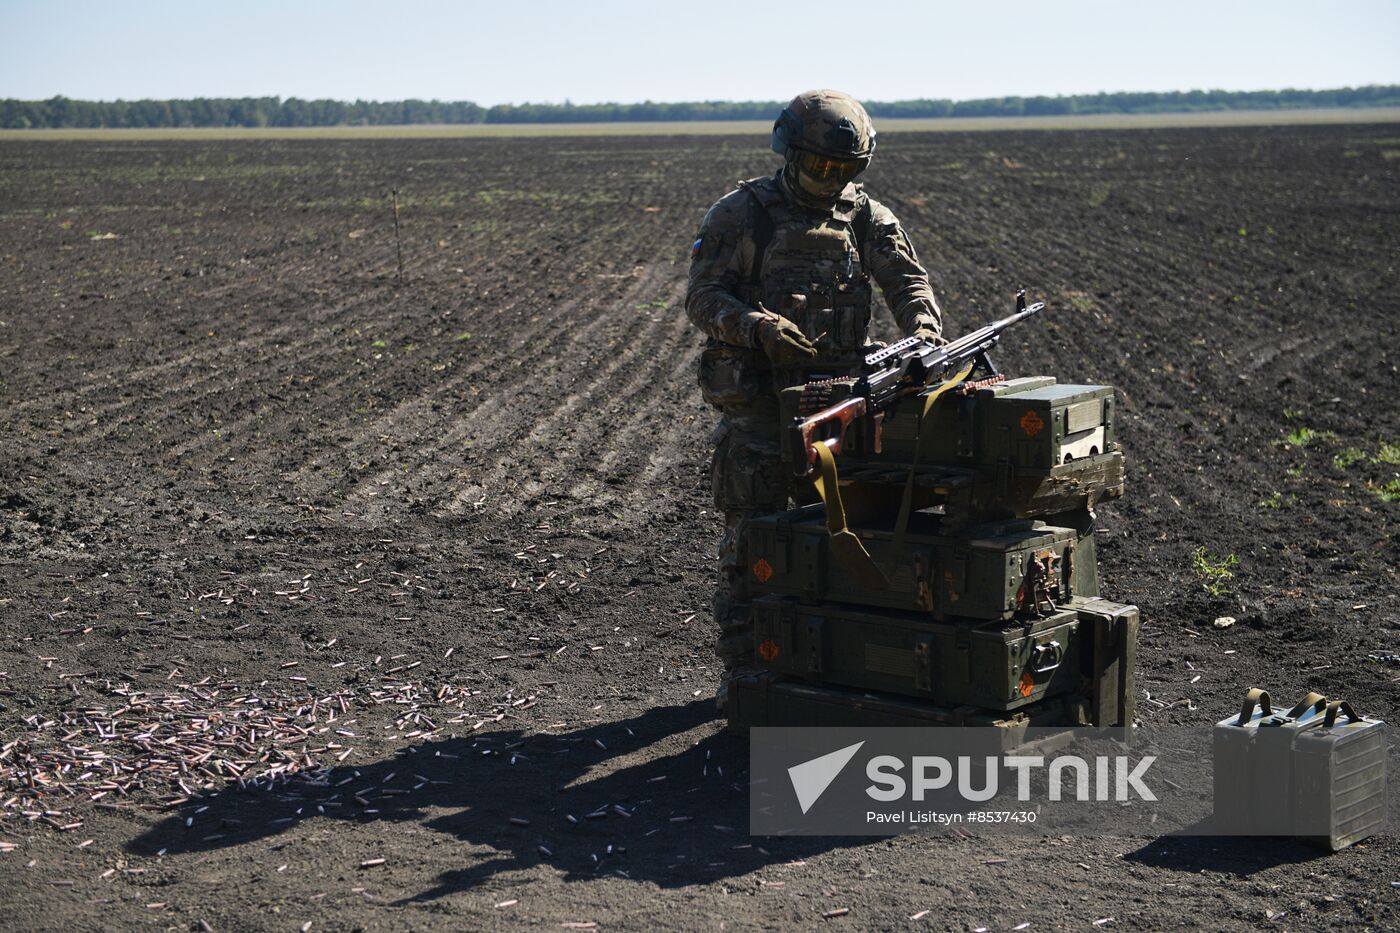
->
[1, 125, 1397, 931]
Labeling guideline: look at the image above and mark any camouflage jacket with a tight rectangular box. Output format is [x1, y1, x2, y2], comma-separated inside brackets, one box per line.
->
[685, 171, 943, 359]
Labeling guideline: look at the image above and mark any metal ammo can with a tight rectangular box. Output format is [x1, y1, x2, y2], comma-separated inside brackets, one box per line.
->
[1248, 692, 1330, 836]
[1291, 700, 1387, 851]
[1212, 688, 1277, 834]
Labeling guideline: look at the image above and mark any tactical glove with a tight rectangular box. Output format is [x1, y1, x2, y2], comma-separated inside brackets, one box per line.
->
[755, 312, 818, 366]
[911, 327, 946, 347]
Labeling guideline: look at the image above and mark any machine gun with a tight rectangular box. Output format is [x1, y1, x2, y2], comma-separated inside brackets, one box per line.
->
[787, 291, 1045, 475]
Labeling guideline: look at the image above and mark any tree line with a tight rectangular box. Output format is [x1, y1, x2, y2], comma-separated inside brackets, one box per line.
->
[3, 86, 1397, 129]
[0, 97, 487, 129]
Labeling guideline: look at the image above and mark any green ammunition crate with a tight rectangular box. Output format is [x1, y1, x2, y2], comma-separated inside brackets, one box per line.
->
[1076, 597, 1138, 730]
[869, 377, 1116, 473]
[946, 520, 1083, 620]
[751, 596, 1083, 711]
[745, 510, 1089, 622]
[727, 673, 1090, 740]
[981, 382, 1117, 471]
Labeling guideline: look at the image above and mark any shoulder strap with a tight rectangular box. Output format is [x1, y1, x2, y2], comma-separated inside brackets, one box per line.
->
[852, 191, 873, 245]
[844, 190, 874, 265]
[737, 180, 775, 288]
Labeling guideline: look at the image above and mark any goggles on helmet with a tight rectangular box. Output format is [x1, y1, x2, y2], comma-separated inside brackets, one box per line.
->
[793, 149, 867, 186]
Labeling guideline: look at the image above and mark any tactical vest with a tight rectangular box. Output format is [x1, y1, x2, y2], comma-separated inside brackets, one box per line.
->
[738, 175, 874, 377]
[697, 176, 877, 416]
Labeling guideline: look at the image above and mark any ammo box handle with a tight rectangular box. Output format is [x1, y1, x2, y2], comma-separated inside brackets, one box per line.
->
[1286, 691, 1328, 721]
[1031, 640, 1063, 673]
[1237, 687, 1272, 726]
[1324, 700, 1360, 728]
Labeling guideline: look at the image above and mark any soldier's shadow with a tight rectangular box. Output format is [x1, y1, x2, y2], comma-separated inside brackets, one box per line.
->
[128, 699, 866, 901]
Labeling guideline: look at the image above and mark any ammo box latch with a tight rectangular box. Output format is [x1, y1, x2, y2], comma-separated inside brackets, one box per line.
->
[773, 516, 791, 574]
[805, 616, 824, 675]
[913, 550, 936, 613]
[914, 633, 935, 692]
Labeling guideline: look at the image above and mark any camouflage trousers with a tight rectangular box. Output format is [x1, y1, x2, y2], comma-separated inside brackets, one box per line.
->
[709, 415, 792, 670]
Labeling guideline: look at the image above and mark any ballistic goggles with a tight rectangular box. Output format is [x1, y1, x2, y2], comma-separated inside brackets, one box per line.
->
[794, 149, 868, 186]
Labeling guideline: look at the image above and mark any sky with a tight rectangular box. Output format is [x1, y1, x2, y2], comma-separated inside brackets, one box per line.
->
[1, 0, 1397, 105]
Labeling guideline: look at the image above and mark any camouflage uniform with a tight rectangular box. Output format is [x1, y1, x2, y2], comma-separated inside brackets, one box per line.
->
[686, 167, 944, 671]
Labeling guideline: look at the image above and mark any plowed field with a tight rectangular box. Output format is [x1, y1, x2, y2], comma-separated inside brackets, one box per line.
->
[1, 125, 1398, 931]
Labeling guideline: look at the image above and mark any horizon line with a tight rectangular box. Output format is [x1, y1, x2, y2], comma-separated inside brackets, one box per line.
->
[8, 82, 1400, 107]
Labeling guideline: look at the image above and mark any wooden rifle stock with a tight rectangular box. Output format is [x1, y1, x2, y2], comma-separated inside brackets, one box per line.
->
[796, 397, 871, 470]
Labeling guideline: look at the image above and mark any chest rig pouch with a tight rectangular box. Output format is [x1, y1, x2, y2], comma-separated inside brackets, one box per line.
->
[740, 178, 874, 379]
[698, 178, 874, 411]
[698, 340, 773, 410]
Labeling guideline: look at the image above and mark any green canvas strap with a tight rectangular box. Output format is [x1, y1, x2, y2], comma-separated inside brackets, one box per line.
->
[1286, 691, 1328, 720]
[812, 441, 888, 590]
[1324, 700, 1360, 728]
[885, 362, 975, 575]
[1237, 687, 1272, 726]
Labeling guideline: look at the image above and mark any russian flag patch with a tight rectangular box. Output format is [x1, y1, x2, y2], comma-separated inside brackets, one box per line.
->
[691, 236, 703, 260]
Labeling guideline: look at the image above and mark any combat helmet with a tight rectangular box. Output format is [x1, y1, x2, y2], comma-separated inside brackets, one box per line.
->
[771, 90, 876, 200]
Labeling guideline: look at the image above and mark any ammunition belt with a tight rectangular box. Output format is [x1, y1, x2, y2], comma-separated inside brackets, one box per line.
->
[955, 374, 1007, 396]
[798, 377, 859, 417]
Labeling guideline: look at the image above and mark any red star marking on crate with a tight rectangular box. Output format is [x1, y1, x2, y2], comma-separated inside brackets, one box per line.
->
[752, 558, 774, 583]
[758, 638, 780, 662]
[1019, 410, 1044, 437]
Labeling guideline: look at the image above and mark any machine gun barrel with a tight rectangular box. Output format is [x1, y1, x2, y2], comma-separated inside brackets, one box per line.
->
[790, 292, 1046, 474]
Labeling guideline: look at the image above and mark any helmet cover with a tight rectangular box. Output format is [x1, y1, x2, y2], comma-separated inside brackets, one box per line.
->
[770, 89, 877, 161]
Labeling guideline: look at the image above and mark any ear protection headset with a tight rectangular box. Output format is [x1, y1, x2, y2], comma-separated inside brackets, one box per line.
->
[770, 107, 803, 156]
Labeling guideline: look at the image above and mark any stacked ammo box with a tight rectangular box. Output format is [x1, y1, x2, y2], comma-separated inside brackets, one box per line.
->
[728, 375, 1139, 738]
[1214, 690, 1388, 849]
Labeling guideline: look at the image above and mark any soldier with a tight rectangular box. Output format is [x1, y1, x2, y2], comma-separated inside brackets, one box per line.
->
[686, 89, 947, 708]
